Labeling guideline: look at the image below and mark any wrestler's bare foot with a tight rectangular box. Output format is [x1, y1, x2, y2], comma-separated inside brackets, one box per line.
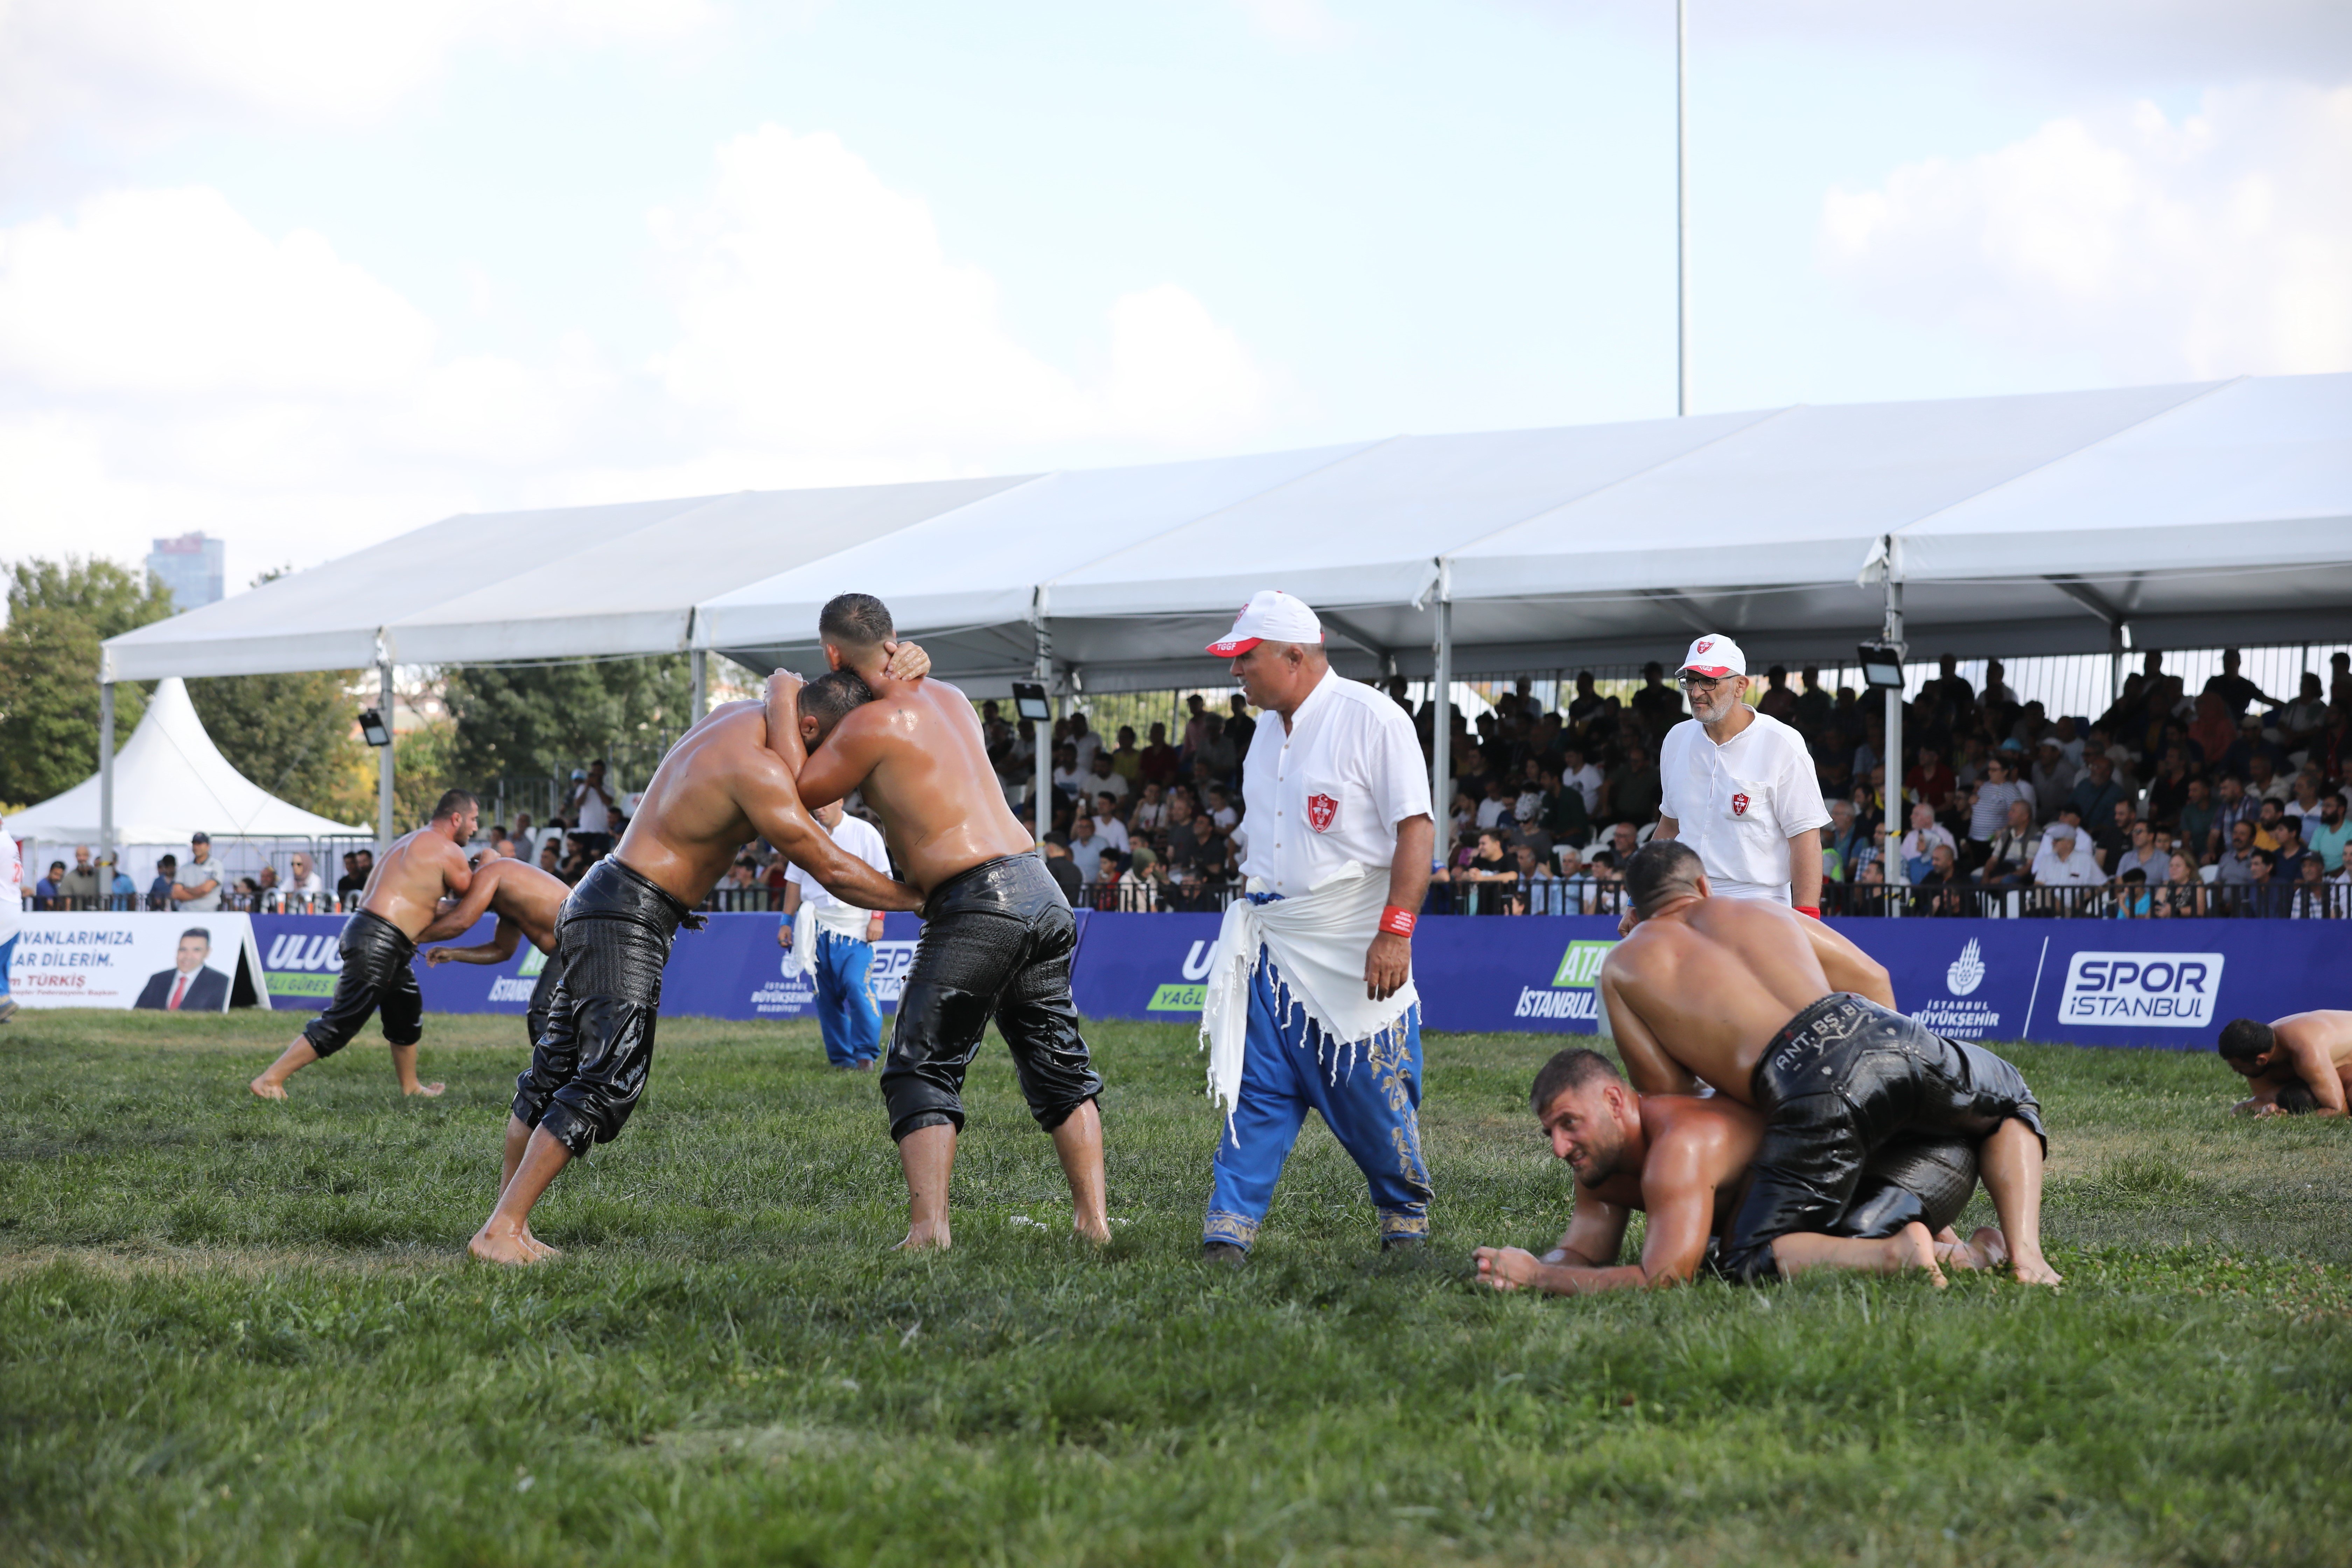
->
[2009, 1248, 2064, 1287]
[249, 1074, 288, 1100]
[1939, 1225, 2010, 1273]
[894, 1221, 952, 1252]
[467, 1224, 548, 1266]
[1892, 1220, 1948, 1287]
[402, 1081, 446, 1098]
[518, 1229, 561, 1261]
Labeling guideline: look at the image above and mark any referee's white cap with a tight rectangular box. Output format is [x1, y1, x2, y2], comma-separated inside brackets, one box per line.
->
[1677, 634, 1746, 679]
[1207, 590, 1324, 657]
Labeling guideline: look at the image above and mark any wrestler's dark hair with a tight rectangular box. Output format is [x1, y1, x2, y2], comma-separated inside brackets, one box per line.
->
[431, 789, 478, 822]
[818, 592, 895, 649]
[1530, 1047, 1622, 1114]
[180, 927, 211, 945]
[2217, 1017, 2273, 1063]
[799, 669, 873, 737]
[2276, 1082, 2320, 1116]
[1625, 838, 1704, 915]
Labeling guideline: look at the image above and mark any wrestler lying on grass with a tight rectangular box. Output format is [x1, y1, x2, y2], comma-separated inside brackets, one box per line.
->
[1472, 1048, 2015, 1294]
[2218, 1010, 2352, 1118]
[1597, 840, 2058, 1286]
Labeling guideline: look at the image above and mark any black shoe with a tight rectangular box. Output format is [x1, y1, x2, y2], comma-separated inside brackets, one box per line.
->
[1381, 1234, 1427, 1252]
[1201, 1241, 1249, 1265]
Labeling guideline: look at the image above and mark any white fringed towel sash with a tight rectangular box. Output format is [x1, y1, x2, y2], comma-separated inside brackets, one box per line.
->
[788, 899, 873, 976]
[1199, 862, 1416, 1124]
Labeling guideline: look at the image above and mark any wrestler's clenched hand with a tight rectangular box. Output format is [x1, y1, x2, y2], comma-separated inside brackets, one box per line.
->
[1364, 931, 1410, 1001]
[881, 640, 930, 681]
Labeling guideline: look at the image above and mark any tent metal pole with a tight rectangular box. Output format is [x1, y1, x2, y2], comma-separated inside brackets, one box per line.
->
[377, 657, 396, 853]
[1882, 548, 1904, 897]
[1675, 0, 1690, 417]
[690, 647, 708, 725]
[1431, 590, 1453, 861]
[98, 679, 115, 881]
[1032, 601, 1054, 847]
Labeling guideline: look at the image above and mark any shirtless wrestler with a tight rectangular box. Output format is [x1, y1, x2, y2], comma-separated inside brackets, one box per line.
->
[768, 594, 1108, 1251]
[2218, 1011, 2352, 1118]
[1472, 1049, 2013, 1294]
[466, 649, 931, 1266]
[1600, 839, 2059, 1286]
[416, 855, 574, 1244]
[250, 790, 479, 1101]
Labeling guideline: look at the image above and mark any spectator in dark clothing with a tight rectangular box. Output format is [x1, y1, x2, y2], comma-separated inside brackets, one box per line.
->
[2145, 745, 2193, 828]
[147, 855, 178, 911]
[2179, 776, 2219, 864]
[1601, 743, 1662, 826]
[1566, 671, 1604, 727]
[1139, 722, 1179, 787]
[2202, 648, 2275, 717]
[1224, 694, 1256, 756]
[1904, 744, 1956, 813]
[2093, 798, 2136, 870]
[2067, 754, 2125, 828]
[336, 849, 373, 898]
[1793, 666, 1833, 734]
[1628, 662, 1684, 732]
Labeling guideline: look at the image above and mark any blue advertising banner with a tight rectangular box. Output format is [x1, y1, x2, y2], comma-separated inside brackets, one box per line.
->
[236, 910, 2350, 1051]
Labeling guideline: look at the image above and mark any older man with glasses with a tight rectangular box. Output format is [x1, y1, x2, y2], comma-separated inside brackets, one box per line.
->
[1651, 635, 1832, 921]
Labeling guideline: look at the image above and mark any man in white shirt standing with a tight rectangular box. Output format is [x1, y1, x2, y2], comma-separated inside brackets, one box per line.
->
[1197, 592, 1437, 1260]
[778, 801, 895, 1070]
[1654, 636, 1830, 918]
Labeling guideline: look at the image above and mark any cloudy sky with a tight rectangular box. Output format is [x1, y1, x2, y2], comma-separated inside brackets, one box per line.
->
[1, 0, 2346, 584]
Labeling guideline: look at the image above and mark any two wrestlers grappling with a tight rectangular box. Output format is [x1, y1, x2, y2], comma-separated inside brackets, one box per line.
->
[1476, 838, 2060, 1294]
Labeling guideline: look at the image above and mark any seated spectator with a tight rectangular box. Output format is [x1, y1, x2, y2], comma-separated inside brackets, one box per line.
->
[2154, 852, 2205, 918]
[1447, 789, 1477, 850]
[35, 861, 66, 905]
[2288, 853, 2333, 918]
[1139, 722, 1179, 788]
[1913, 841, 1965, 916]
[1539, 767, 1589, 848]
[2245, 849, 2288, 916]
[2274, 817, 2310, 884]
[1755, 665, 1797, 722]
[538, 839, 569, 884]
[2215, 820, 2259, 886]
[147, 855, 178, 910]
[2145, 745, 2193, 828]
[1967, 754, 2032, 846]
[1089, 848, 1128, 911]
[1476, 777, 1513, 833]
[2030, 824, 2105, 887]
[1554, 846, 1596, 914]
[1090, 793, 1131, 854]
[1040, 835, 1083, 904]
[1085, 751, 1129, 806]
[1558, 747, 1602, 816]
[1904, 744, 1956, 813]
[1108, 726, 1142, 786]
[1605, 820, 1641, 869]
[2247, 752, 2290, 806]
[1205, 785, 1239, 835]
[1511, 841, 1552, 902]
[1199, 717, 1239, 783]
[255, 864, 282, 910]
[2307, 792, 2350, 874]
[1129, 782, 1169, 839]
[2284, 772, 2328, 835]
[1068, 814, 1106, 886]
[1898, 802, 1956, 884]
[1050, 743, 1085, 802]
[2067, 753, 2125, 827]
[287, 852, 323, 898]
[1816, 824, 1843, 887]
[1601, 742, 1661, 825]
[1825, 799, 1866, 878]
[2093, 798, 2137, 869]
[1461, 829, 1516, 914]
[2031, 736, 2077, 821]
[1979, 800, 2039, 887]
[2281, 672, 2330, 746]
[2252, 798, 2289, 854]
[2179, 776, 2219, 864]
[2113, 820, 2162, 882]
[334, 850, 366, 898]
[60, 846, 101, 903]
[106, 857, 135, 906]
[2114, 868, 2153, 918]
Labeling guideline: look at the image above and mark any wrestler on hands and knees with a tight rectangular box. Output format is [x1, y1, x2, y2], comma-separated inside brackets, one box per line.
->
[1600, 839, 2061, 1286]
[1472, 1049, 2008, 1294]
[250, 790, 481, 1101]
[2218, 1011, 2352, 1117]
[465, 643, 933, 1266]
[1191, 591, 1436, 1260]
[766, 596, 1108, 1251]
[1649, 634, 1828, 925]
[412, 855, 575, 1251]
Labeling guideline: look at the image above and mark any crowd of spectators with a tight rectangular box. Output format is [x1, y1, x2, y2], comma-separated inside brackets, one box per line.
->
[20, 648, 2352, 921]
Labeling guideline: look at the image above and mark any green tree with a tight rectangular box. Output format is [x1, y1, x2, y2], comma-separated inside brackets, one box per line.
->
[185, 669, 376, 827]
[443, 656, 695, 791]
[0, 558, 174, 806]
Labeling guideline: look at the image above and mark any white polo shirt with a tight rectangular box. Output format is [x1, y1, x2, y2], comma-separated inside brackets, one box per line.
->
[1236, 670, 1433, 898]
[1658, 707, 1829, 902]
[785, 814, 892, 913]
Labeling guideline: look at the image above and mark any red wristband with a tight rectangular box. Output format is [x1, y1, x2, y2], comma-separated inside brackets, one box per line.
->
[1378, 904, 1418, 937]
[1795, 905, 1822, 920]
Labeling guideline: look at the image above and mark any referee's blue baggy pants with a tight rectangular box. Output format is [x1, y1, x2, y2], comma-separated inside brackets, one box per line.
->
[1203, 951, 1432, 1250]
[812, 929, 883, 1068]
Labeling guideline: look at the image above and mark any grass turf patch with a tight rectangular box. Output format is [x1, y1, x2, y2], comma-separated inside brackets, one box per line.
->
[1, 1007, 2348, 1565]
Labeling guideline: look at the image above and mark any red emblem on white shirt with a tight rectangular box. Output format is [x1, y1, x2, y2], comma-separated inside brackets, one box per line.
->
[1307, 793, 1338, 833]
[1731, 792, 1750, 816]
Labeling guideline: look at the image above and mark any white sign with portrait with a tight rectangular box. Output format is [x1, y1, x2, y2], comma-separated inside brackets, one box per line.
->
[7, 912, 270, 1011]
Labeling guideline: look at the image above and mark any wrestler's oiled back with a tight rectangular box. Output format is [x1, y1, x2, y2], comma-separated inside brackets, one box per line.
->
[1603, 897, 1837, 1100]
[477, 858, 570, 952]
[835, 678, 1036, 895]
[616, 702, 802, 906]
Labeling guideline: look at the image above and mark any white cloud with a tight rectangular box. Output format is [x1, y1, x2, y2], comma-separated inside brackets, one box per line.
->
[0, 0, 715, 144]
[648, 125, 1270, 462]
[1821, 84, 2352, 381]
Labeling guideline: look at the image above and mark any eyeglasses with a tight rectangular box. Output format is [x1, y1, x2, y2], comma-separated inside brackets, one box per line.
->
[1675, 673, 1729, 691]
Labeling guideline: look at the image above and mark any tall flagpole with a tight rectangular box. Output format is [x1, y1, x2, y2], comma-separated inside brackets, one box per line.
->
[1677, 0, 1690, 416]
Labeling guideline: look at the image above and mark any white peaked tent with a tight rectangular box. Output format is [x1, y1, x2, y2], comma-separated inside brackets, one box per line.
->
[11, 679, 366, 872]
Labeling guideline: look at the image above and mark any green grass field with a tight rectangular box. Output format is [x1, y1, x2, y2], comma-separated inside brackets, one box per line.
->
[2, 1007, 2348, 1566]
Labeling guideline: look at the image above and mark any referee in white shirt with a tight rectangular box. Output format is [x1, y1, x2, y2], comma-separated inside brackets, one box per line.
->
[1197, 590, 1437, 1259]
[1654, 634, 1831, 918]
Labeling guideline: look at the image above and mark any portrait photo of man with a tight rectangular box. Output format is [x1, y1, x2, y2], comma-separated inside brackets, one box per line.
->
[134, 928, 230, 1012]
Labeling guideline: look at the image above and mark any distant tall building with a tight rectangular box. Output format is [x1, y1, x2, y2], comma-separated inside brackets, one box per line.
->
[147, 532, 225, 613]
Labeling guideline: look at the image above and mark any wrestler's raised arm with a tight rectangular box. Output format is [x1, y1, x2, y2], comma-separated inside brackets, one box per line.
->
[417, 862, 503, 945]
[1798, 915, 1896, 1010]
[1602, 968, 1700, 1098]
[426, 916, 524, 967]
[738, 749, 923, 912]
[785, 704, 888, 814]
[762, 644, 931, 774]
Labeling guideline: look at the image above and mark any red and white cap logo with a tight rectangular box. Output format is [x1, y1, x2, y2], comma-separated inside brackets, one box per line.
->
[1678, 632, 1746, 679]
[1207, 589, 1325, 658]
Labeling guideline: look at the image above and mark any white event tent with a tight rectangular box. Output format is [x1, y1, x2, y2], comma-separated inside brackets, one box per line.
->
[11, 678, 367, 888]
[99, 372, 2352, 856]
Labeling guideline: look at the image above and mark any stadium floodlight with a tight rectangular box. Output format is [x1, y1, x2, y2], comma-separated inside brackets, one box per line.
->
[1856, 643, 1907, 692]
[357, 708, 392, 747]
[1010, 682, 1052, 722]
